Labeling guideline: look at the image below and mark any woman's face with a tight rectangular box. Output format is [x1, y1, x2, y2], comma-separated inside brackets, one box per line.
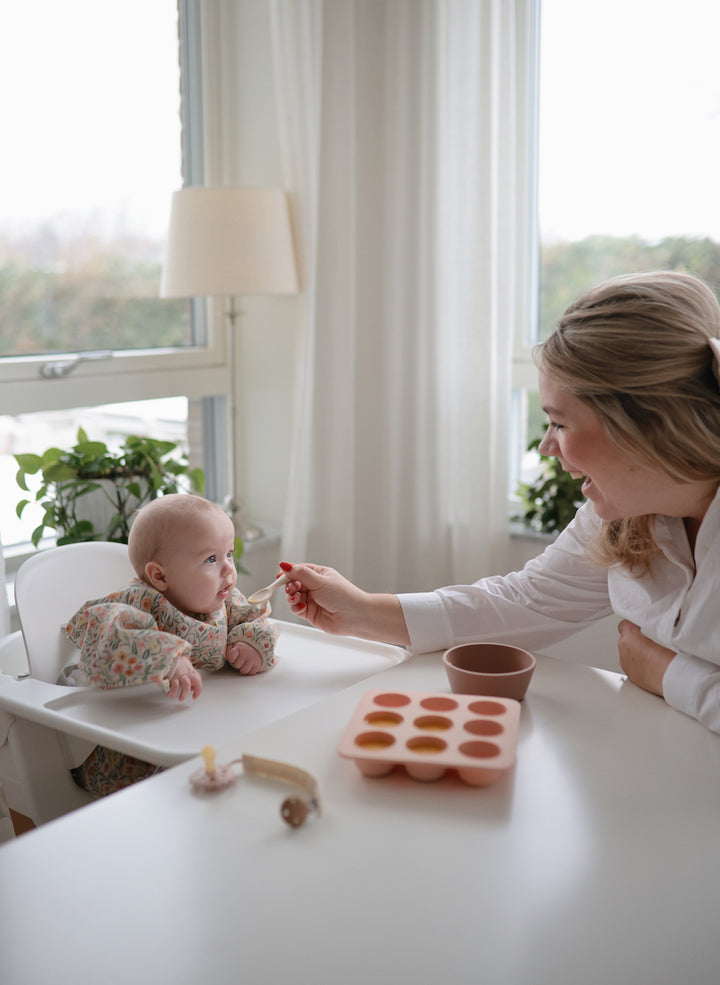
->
[537, 370, 712, 522]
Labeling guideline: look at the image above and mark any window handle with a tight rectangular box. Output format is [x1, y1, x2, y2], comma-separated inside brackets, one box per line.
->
[40, 350, 114, 379]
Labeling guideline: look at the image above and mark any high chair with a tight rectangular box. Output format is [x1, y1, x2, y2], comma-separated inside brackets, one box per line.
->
[0, 542, 408, 826]
[0, 542, 135, 823]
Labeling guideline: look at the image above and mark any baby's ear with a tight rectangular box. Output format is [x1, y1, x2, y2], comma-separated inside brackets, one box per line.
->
[144, 561, 167, 592]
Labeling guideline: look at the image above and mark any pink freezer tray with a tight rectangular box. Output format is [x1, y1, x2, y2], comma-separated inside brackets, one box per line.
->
[337, 689, 520, 787]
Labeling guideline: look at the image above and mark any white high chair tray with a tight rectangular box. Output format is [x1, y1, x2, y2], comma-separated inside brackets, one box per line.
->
[0, 620, 407, 766]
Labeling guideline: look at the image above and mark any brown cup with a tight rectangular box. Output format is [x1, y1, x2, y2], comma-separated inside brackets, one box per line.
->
[442, 642, 536, 701]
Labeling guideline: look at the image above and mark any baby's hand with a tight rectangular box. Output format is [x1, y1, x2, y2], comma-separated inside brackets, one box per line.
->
[226, 641, 263, 676]
[167, 655, 203, 700]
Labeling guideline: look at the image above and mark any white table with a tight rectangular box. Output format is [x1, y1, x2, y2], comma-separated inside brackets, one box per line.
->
[2, 648, 720, 985]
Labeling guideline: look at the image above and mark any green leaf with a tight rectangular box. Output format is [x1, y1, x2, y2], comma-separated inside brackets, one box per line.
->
[43, 462, 78, 482]
[188, 468, 205, 494]
[39, 447, 65, 466]
[234, 535, 249, 576]
[40, 505, 57, 525]
[74, 440, 109, 459]
[14, 453, 42, 474]
[65, 520, 95, 538]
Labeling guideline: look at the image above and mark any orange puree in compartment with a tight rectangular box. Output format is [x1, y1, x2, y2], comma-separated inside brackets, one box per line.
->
[356, 734, 394, 751]
[415, 716, 452, 732]
[365, 715, 401, 728]
[408, 741, 444, 755]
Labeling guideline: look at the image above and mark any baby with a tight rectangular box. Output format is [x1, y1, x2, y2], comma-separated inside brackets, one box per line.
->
[63, 494, 278, 793]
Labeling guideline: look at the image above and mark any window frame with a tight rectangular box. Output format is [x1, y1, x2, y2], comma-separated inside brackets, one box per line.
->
[508, 0, 542, 507]
[0, 0, 231, 569]
[0, 0, 227, 417]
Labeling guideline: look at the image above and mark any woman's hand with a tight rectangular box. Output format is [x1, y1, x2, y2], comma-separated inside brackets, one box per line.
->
[616, 619, 675, 697]
[282, 562, 371, 635]
[167, 655, 203, 700]
[280, 562, 410, 647]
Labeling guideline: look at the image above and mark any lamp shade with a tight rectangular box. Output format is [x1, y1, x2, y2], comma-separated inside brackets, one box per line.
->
[160, 187, 298, 297]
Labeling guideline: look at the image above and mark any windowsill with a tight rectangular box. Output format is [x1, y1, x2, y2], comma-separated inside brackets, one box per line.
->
[235, 522, 281, 554]
[508, 520, 556, 543]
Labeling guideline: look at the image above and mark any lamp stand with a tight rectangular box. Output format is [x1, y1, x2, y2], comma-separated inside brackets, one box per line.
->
[224, 296, 263, 542]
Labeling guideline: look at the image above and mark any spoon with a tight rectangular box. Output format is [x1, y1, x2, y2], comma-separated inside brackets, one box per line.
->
[247, 572, 291, 605]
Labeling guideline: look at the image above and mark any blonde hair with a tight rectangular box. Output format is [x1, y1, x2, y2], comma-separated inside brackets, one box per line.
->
[535, 271, 720, 571]
[128, 494, 229, 580]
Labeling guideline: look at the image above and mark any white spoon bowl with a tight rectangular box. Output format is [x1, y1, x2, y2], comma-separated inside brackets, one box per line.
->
[247, 572, 290, 605]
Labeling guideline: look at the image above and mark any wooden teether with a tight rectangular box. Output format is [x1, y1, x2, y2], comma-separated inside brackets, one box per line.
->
[280, 795, 311, 828]
[241, 753, 321, 827]
[189, 747, 321, 827]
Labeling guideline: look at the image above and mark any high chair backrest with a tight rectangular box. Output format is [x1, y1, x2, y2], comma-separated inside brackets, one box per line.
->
[15, 542, 136, 684]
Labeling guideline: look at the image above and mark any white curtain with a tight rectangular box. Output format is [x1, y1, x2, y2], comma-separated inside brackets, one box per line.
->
[0, 535, 9, 640]
[271, 0, 537, 593]
[0, 783, 13, 842]
[0, 534, 13, 840]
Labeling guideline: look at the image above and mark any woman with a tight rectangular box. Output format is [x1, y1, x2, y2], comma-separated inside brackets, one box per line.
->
[280, 270, 720, 735]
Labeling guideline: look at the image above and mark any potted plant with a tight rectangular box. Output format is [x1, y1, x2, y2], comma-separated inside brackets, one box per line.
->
[514, 437, 585, 535]
[14, 427, 206, 547]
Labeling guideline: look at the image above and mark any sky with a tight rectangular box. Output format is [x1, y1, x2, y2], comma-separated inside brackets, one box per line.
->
[0, 1, 718, 247]
[0, 0, 181, 242]
[539, 0, 720, 243]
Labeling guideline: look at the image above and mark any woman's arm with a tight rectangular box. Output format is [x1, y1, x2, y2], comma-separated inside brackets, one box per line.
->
[616, 619, 674, 695]
[283, 563, 411, 647]
[617, 619, 720, 735]
[285, 504, 614, 654]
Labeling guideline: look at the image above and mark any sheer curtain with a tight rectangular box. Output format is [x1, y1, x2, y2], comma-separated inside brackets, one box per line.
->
[0, 536, 9, 640]
[271, 0, 537, 592]
[0, 534, 13, 841]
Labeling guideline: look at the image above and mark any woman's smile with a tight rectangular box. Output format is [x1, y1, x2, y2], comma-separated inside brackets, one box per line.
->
[537, 370, 714, 524]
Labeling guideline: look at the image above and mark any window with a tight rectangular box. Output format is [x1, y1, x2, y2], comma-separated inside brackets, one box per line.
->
[0, 1, 195, 360]
[0, 1, 227, 554]
[513, 0, 720, 501]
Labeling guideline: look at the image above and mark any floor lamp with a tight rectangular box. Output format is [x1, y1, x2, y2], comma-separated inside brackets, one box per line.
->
[160, 186, 298, 540]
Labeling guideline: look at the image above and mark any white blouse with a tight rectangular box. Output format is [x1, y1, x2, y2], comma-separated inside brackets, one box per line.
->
[399, 489, 720, 734]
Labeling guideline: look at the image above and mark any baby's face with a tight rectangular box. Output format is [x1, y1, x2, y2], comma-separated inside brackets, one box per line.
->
[160, 511, 237, 616]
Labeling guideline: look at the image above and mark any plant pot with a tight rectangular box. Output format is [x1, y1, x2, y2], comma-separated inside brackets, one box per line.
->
[56, 476, 148, 543]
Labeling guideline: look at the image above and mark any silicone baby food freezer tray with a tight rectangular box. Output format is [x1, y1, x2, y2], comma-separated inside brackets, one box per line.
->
[337, 688, 521, 786]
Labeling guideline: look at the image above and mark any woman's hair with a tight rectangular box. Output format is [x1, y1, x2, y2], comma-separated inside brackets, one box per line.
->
[128, 494, 228, 579]
[535, 270, 720, 571]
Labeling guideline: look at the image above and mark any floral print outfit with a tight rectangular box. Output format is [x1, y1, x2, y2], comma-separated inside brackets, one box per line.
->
[63, 579, 278, 795]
